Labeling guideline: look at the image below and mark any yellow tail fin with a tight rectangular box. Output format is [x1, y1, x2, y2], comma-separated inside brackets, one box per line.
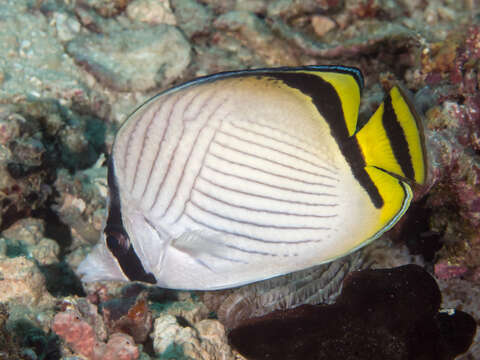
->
[355, 86, 426, 185]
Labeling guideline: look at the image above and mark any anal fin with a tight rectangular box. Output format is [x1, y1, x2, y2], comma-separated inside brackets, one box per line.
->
[364, 166, 413, 241]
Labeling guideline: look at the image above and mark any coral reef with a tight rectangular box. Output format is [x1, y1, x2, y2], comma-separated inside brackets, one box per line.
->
[0, 303, 28, 360]
[100, 286, 152, 343]
[0, 0, 478, 358]
[0, 302, 61, 360]
[415, 23, 480, 283]
[52, 296, 140, 359]
[228, 265, 477, 360]
[2, 218, 60, 265]
[54, 158, 108, 247]
[151, 314, 237, 360]
[0, 256, 53, 307]
[51, 284, 242, 359]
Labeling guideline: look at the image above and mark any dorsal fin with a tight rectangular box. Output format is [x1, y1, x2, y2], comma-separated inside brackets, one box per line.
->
[355, 85, 426, 185]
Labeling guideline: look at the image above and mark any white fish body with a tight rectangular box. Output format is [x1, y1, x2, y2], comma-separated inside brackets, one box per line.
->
[78, 66, 426, 290]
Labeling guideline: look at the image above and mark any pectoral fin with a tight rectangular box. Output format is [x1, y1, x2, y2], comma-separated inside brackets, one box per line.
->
[171, 231, 248, 272]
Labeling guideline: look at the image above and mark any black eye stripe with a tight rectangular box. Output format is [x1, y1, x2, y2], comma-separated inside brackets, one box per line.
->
[105, 231, 129, 255]
[105, 157, 157, 284]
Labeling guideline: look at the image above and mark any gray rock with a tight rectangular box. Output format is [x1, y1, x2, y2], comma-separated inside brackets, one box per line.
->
[0, 113, 22, 146]
[0, 237, 7, 257]
[151, 314, 238, 360]
[2, 218, 45, 246]
[29, 238, 60, 265]
[213, 11, 298, 66]
[54, 159, 108, 246]
[0, 256, 54, 307]
[9, 137, 45, 167]
[78, 0, 132, 18]
[202, 0, 236, 13]
[126, 0, 176, 25]
[267, 0, 341, 19]
[53, 12, 82, 42]
[270, 17, 416, 58]
[0, 0, 104, 114]
[0, 218, 60, 265]
[235, 0, 268, 14]
[170, 0, 213, 38]
[66, 25, 191, 91]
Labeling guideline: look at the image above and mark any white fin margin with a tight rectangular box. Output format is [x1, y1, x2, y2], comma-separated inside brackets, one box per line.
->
[77, 242, 129, 282]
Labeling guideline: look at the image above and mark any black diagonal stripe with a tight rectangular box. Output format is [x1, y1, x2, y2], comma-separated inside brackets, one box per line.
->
[270, 72, 383, 208]
[382, 94, 415, 181]
[105, 157, 156, 284]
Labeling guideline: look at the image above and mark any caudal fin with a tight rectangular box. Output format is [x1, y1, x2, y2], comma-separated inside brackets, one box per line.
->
[356, 85, 426, 185]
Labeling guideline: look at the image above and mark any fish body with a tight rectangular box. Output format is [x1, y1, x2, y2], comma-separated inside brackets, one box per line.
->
[78, 66, 426, 290]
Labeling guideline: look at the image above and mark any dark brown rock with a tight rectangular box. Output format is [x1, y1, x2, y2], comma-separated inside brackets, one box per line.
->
[229, 265, 477, 360]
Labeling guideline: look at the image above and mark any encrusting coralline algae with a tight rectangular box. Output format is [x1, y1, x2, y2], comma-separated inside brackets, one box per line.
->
[0, 0, 478, 359]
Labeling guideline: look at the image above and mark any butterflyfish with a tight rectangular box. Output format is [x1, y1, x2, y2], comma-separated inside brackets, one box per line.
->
[77, 65, 426, 290]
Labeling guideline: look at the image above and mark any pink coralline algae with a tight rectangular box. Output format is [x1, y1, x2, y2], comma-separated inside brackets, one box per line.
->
[434, 262, 469, 280]
[52, 310, 97, 358]
[93, 333, 139, 360]
[52, 303, 139, 360]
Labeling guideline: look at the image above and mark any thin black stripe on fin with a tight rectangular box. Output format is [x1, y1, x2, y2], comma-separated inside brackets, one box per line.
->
[105, 157, 157, 284]
[270, 72, 384, 208]
[382, 94, 415, 181]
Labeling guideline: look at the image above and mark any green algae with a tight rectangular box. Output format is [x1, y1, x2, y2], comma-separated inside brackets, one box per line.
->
[156, 343, 192, 360]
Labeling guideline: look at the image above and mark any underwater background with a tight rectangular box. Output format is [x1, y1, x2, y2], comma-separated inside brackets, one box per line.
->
[0, 0, 479, 359]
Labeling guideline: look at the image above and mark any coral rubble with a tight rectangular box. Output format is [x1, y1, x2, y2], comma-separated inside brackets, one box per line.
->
[52, 296, 140, 360]
[418, 24, 480, 283]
